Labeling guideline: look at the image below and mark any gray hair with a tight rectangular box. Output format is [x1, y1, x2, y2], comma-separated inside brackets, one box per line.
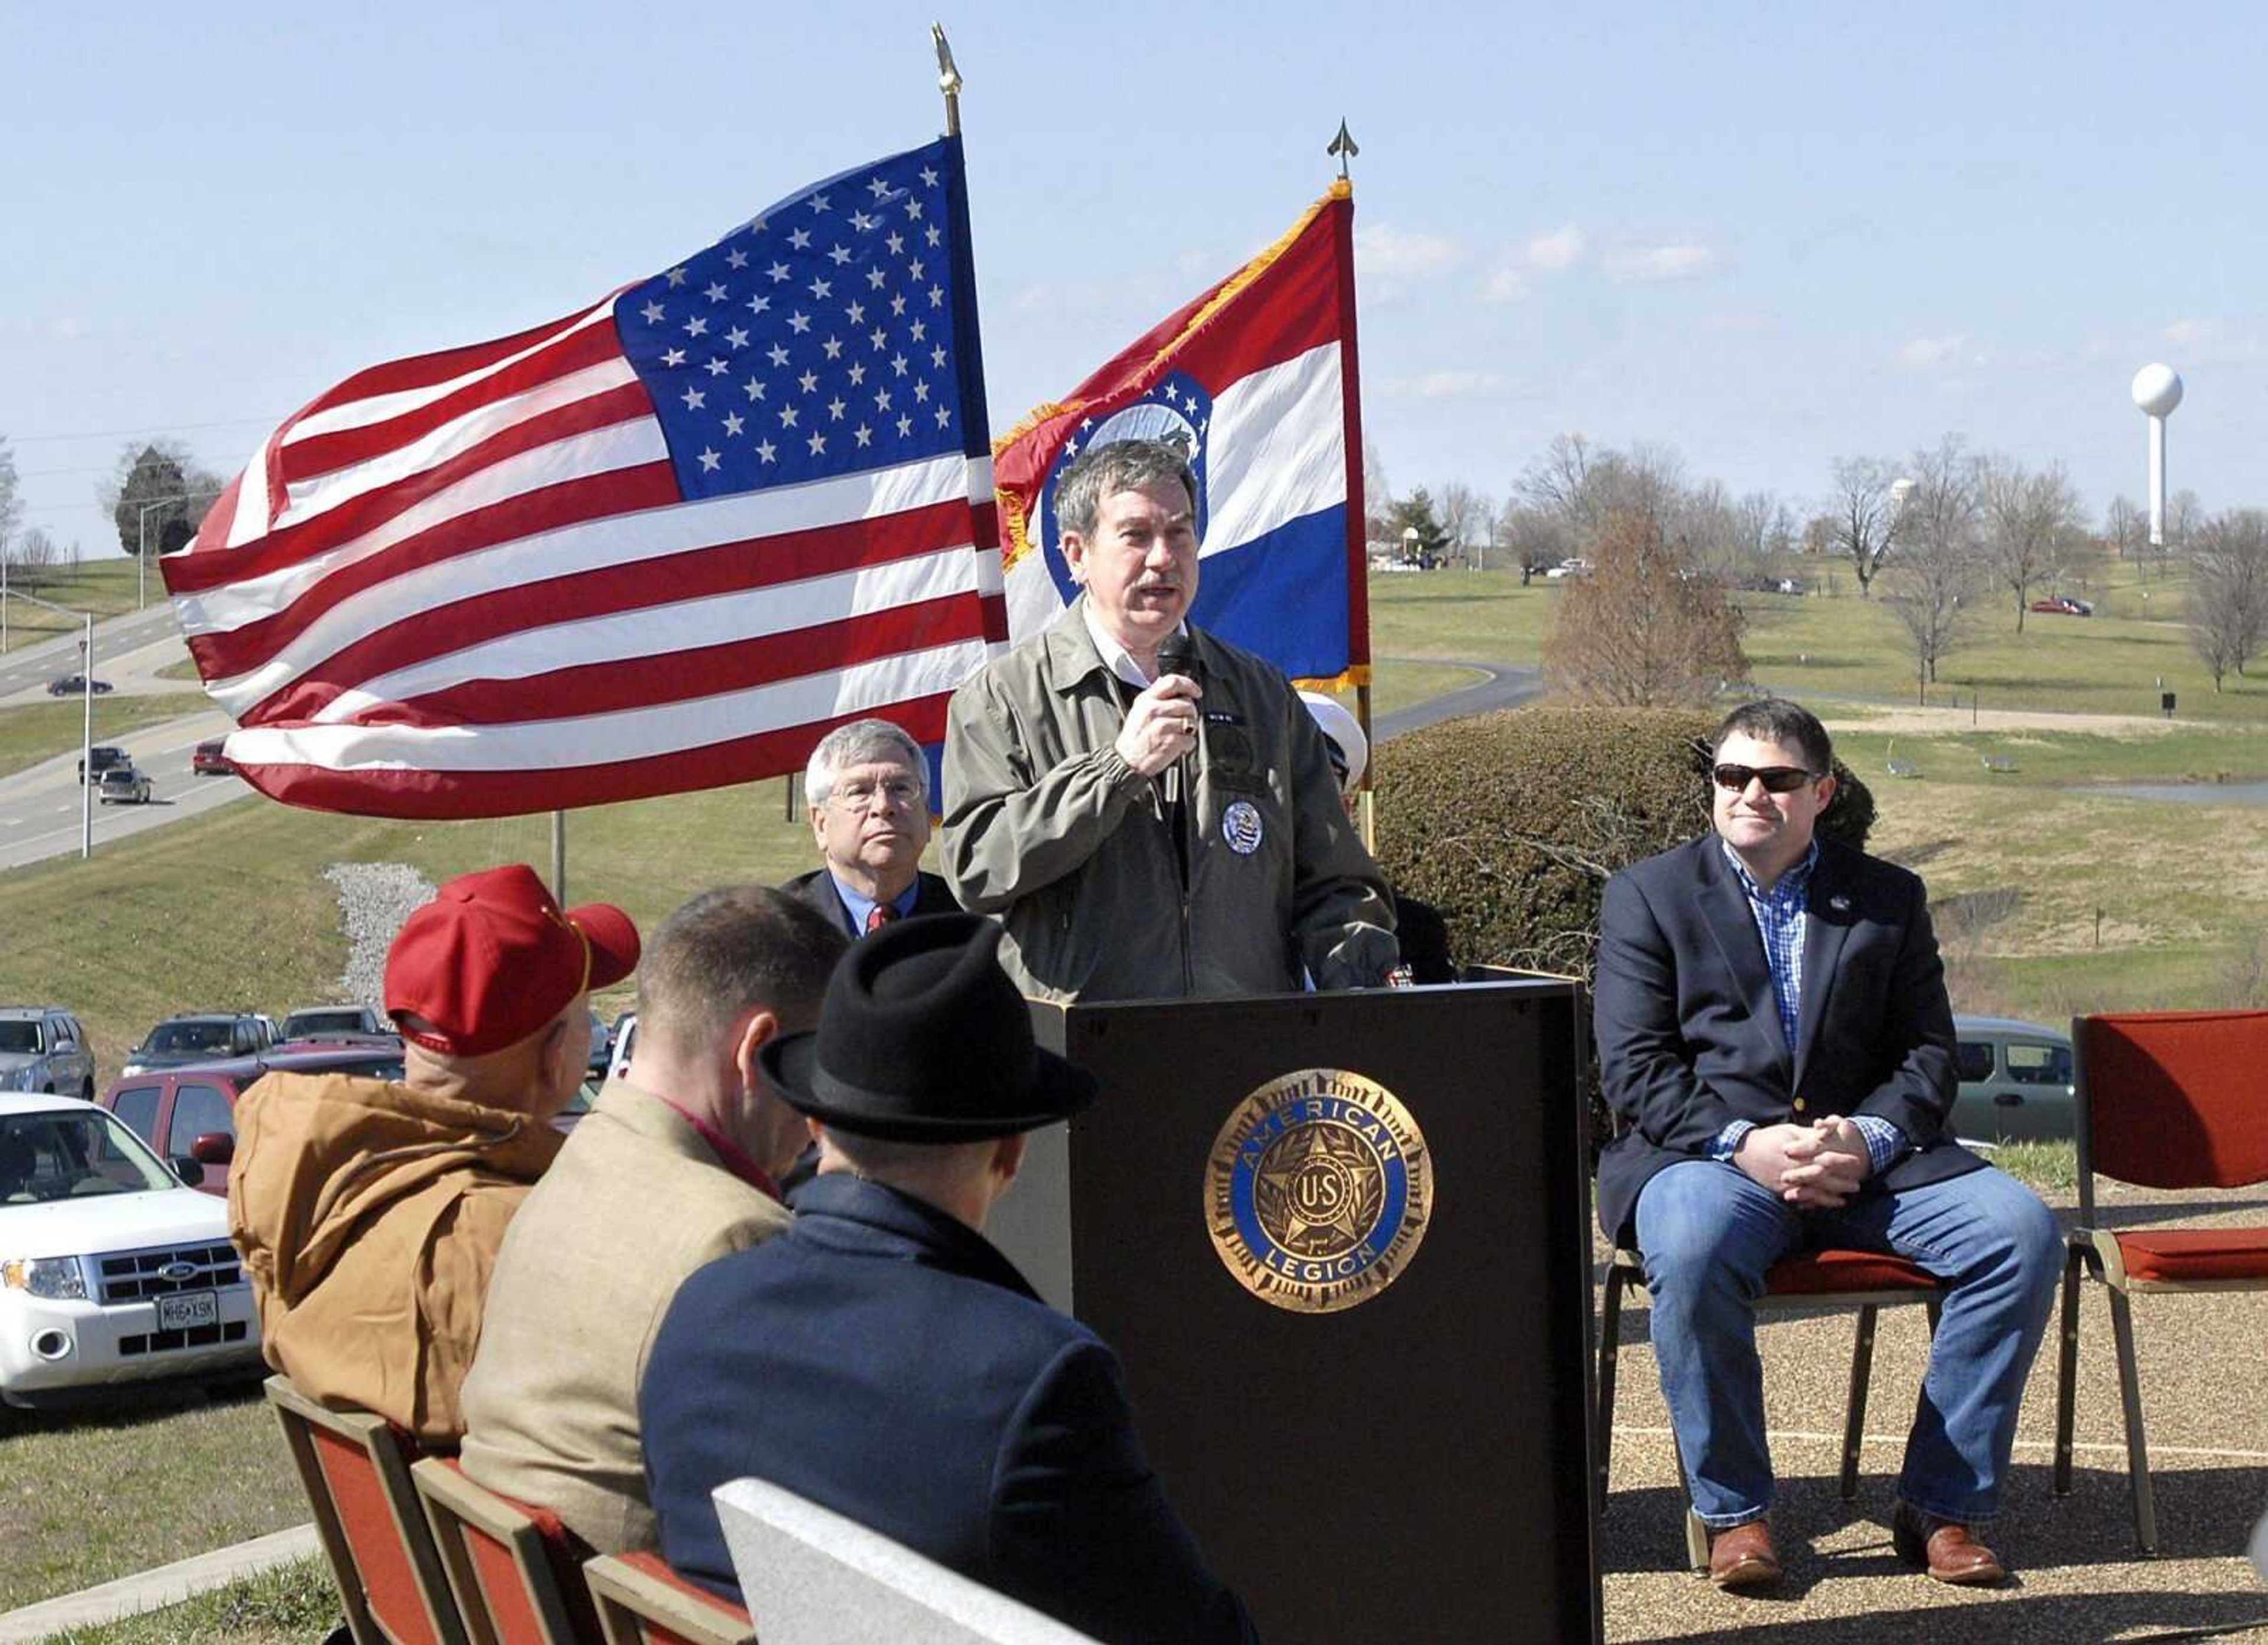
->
[636, 886, 846, 1055]
[804, 718, 929, 810]
[1054, 439, 1198, 543]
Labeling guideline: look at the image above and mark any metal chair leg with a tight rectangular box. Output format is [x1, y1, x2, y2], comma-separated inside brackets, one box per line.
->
[2053, 1242, 2085, 1496]
[1840, 1304, 1880, 1500]
[1596, 1260, 1627, 1521]
[1670, 1427, 1709, 1572]
[2105, 1285, 2159, 1555]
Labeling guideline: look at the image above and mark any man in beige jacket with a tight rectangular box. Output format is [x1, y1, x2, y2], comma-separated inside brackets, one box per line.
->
[230, 864, 639, 1444]
[460, 885, 846, 1553]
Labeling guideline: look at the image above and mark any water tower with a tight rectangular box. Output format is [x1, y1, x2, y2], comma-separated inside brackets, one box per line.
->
[2131, 363, 2184, 547]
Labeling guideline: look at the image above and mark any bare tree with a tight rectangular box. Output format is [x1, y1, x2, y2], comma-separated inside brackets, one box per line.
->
[0, 437, 21, 561]
[1542, 507, 1749, 705]
[2189, 509, 2268, 691]
[1435, 481, 1491, 569]
[1361, 438, 1396, 546]
[8, 526, 61, 590]
[1516, 433, 1598, 533]
[1825, 456, 1901, 598]
[1729, 491, 1788, 588]
[2166, 488, 2204, 554]
[1979, 455, 2083, 631]
[2103, 494, 2146, 562]
[1883, 436, 1983, 693]
[1494, 502, 1568, 586]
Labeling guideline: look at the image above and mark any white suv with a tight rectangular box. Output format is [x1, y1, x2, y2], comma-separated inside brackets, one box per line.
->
[0, 1092, 262, 1408]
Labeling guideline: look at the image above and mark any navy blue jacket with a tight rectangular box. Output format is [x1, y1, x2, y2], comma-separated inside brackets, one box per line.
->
[1593, 834, 1984, 1241]
[784, 867, 960, 937]
[642, 1173, 1257, 1645]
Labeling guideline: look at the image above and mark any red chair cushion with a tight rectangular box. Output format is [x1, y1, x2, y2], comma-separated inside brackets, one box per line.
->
[2081, 1011, 2268, 1190]
[618, 1549, 753, 1622]
[309, 1427, 441, 1645]
[1763, 1248, 1940, 1297]
[2115, 1226, 2268, 1284]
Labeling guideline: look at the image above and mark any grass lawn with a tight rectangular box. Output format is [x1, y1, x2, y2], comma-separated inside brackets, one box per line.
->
[0, 694, 215, 779]
[32, 1556, 339, 1644]
[155, 658, 203, 683]
[0, 562, 151, 647]
[0, 1382, 304, 1613]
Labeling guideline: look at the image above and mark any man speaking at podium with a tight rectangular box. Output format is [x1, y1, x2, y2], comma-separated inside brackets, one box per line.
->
[941, 439, 1398, 1002]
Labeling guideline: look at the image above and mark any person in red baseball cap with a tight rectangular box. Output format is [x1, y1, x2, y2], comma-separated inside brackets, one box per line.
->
[229, 864, 639, 1442]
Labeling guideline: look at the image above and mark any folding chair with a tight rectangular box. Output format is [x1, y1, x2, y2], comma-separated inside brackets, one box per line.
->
[1597, 1244, 1943, 1569]
[412, 1455, 602, 1644]
[2053, 1008, 2268, 1555]
[582, 1550, 756, 1645]
[265, 1373, 468, 1645]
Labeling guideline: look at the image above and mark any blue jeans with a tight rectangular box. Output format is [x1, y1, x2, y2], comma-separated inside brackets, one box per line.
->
[1632, 1159, 2061, 1529]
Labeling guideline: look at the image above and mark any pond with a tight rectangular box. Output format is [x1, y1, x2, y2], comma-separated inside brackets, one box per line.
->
[2084, 780, 2268, 807]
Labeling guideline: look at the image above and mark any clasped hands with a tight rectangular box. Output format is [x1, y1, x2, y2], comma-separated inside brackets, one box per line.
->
[1114, 674, 1203, 778]
[1733, 1115, 1872, 1209]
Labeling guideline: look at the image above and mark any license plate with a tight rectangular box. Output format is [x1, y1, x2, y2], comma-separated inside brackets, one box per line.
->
[157, 1291, 217, 1331]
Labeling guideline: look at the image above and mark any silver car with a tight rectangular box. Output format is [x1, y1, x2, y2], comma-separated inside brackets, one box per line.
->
[1950, 1015, 2075, 1144]
[0, 1009, 97, 1102]
[96, 763, 154, 805]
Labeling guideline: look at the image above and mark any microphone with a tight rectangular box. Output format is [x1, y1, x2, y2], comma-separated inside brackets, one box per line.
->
[1155, 634, 1201, 810]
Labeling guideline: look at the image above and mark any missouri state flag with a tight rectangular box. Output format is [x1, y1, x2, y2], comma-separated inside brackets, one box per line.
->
[164, 137, 998, 820]
[993, 181, 1370, 686]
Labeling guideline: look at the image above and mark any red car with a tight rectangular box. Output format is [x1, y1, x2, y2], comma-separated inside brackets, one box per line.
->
[2028, 596, 2092, 617]
[191, 740, 235, 776]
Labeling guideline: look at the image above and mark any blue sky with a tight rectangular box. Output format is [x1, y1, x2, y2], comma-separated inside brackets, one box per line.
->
[4, 2, 2260, 558]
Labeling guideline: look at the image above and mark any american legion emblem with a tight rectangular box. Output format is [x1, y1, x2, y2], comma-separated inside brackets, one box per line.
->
[1204, 1069, 1432, 1313]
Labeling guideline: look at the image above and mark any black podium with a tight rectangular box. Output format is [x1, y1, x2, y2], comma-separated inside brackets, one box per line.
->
[993, 978, 1599, 1645]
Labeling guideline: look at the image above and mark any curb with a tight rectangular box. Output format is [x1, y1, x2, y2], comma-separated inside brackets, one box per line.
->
[0, 1523, 321, 1643]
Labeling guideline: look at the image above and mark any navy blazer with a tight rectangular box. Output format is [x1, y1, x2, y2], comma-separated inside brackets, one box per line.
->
[642, 1174, 1257, 1645]
[1592, 834, 1984, 1241]
[783, 867, 960, 938]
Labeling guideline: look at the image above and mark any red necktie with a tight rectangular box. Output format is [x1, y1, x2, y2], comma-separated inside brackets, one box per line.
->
[865, 903, 897, 934]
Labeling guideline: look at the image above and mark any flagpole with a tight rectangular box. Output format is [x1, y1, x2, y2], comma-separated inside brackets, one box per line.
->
[552, 810, 566, 905]
[1326, 119, 1377, 851]
[933, 23, 962, 137]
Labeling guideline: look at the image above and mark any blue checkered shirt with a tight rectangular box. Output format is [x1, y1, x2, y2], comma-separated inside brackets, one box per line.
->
[1710, 840, 1904, 1178]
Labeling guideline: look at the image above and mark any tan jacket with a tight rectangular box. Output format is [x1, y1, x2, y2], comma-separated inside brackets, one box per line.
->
[228, 1071, 562, 1444]
[458, 1079, 791, 1553]
[941, 601, 1398, 1001]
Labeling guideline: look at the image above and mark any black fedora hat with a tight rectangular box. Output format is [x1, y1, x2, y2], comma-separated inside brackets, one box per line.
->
[760, 913, 1098, 1141]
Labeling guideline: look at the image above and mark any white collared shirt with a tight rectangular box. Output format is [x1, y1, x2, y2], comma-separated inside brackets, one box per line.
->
[1080, 599, 1188, 691]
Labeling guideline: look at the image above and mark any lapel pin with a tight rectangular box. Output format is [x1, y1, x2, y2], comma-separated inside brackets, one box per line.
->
[1829, 895, 1852, 913]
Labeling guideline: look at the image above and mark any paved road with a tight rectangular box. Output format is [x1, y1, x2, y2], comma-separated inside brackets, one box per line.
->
[1375, 658, 1544, 740]
[0, 605, 183, 701]
[0, 708, 250, 874]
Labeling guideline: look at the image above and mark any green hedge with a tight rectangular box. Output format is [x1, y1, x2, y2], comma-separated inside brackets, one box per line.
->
[1374, 704, 1875, 984]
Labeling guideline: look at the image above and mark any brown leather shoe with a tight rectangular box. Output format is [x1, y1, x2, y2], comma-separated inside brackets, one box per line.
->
[1892, 1502, 2008, 1585]
[1707, 1518, 1782, 1589]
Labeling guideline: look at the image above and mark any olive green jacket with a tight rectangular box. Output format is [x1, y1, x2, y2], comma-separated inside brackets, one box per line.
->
[940, 602, 1397, 1002]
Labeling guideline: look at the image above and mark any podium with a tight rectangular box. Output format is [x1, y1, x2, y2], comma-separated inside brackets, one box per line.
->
[990, 978, 1600, 1645]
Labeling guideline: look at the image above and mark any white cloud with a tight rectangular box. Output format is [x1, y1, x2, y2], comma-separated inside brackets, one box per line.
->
[1353, 224, 1469, 286]
[1602, 240, 1723, 283]
[1480, 265, 1533, 305]
[1378, 369, 1525, 400]
[1526, 224, 1587, 272]
[1894, 332, 1986, 371]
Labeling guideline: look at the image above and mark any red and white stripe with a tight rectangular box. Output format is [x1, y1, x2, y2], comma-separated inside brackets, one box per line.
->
[167, 298, 996, 820]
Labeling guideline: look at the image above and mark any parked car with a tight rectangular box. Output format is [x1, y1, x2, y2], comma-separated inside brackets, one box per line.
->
[1545, 559, 1594, 579]
[279, 1004, 389, 1041]
[190, 740, 234, 777]
[605, 1011, 638, 1084]
[2028, 596, 2092, 617]
[101, 1042, 409, 1200]
[120, 1014, 271, 1078]
[45, 674, 113, 697]
[0, 1091, 262, 1407]
[96, 762, 154, 805]
[0, 1008, 96, 1100]
[77, 745, 130, 785]
[1950, 1014, 2075, 1144]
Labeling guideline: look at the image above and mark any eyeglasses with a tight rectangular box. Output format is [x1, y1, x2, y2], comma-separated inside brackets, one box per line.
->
[1712, 763, 1820, 794]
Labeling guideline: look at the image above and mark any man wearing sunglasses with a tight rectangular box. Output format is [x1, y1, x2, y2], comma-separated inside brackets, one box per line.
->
[1594, 698, 2059, 1592]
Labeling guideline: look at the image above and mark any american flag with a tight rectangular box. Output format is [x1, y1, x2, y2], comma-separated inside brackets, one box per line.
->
[164, 137, 1003, 819]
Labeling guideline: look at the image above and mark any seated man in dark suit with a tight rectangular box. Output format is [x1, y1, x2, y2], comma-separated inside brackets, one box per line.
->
[1593, 698, 2060, 1591]
[784, 717, 957, 937]
[643, 913, 1257, 1644]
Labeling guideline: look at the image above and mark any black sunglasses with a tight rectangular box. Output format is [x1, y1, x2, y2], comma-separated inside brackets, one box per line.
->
[1712, 763, 1820, 794]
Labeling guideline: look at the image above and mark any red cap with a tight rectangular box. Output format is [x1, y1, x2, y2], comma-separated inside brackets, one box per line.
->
[384, 864, 640, 1056]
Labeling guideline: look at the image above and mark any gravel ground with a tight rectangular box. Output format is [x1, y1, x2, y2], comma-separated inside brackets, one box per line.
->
[320, 863, 435, 1006]
[1599, 1184, 2268, 1641]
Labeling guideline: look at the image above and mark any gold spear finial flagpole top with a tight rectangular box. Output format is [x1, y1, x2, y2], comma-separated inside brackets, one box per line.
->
[1327, 118, 1358, 180]
[933, 23, 964, 138]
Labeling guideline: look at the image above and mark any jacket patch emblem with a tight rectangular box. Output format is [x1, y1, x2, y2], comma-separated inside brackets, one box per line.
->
[1221, 800, 1265, 855]
[1205, 1069, 1433, 1314]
